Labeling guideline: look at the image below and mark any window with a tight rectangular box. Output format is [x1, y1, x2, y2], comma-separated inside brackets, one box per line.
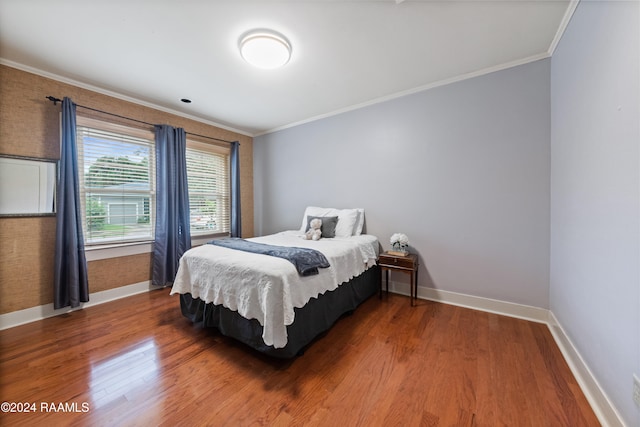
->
[76, 116, 231, 247]
[186, 141, 230, 235]
[76, 117, 155, 245]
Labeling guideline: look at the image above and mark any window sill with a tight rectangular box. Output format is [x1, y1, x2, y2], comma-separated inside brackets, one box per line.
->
[84, 232, 230, 261]
[85, 241, 153, 261]
[191, 232, 229, 247]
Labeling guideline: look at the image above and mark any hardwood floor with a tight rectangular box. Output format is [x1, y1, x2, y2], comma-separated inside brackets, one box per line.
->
[0, 289, 599, 426]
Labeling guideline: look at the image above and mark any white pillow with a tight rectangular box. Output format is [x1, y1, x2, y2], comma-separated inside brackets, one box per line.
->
[299, 206, 330, 231]
[353, 208, 365, 235]
[334, 208, 359, 238]
[299, 206, 360, 237]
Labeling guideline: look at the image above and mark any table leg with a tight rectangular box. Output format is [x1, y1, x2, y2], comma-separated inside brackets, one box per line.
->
[414, 267, 419, 306]
[385, 269, 389, 295]
[410, 271, 414, 306]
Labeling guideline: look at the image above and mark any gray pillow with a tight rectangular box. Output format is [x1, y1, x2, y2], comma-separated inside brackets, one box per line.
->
[305, 215, 338, 238]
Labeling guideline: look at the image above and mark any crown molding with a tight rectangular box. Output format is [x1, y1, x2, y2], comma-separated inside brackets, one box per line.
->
[548, 0, 580, 56]
[258, 52, 550, 136]
[0, 59, 254, 138]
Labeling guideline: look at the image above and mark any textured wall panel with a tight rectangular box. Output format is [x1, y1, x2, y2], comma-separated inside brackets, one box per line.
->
[0, 64, 254, 314]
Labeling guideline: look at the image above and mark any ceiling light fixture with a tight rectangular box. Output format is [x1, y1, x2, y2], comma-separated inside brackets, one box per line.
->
[239, 30, 291, 70]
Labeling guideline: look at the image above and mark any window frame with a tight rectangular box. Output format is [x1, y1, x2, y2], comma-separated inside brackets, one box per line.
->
[76, 116, 156, 247]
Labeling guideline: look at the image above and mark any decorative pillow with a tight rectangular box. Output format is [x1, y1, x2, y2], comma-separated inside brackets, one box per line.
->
[300, 206, 359, 238]
[305, 215, 338, 238]
[300, 206, 328, 231]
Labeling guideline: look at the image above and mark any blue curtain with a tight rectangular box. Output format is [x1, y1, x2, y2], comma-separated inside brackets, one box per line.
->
[153, 125, 191, 287]
[54, 97, 89, 309]
[230, 141, 242, 238]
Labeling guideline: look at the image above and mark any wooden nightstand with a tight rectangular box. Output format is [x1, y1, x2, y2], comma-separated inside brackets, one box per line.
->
[378, 252, 419, 306]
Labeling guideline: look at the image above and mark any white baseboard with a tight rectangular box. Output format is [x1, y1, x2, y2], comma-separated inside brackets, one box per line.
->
[387, 281, 549, 323]
[0, 281, 153, 331]
[547, 311, 626, 427]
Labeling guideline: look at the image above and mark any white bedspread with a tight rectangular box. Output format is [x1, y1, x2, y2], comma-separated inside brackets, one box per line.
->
[170, 230, 379, 348]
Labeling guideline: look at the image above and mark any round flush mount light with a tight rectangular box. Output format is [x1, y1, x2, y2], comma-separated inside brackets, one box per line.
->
[239, 30, 291, 69]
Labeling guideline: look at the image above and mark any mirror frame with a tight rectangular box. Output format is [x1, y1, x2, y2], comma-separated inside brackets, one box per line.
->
[0, 154, 58, 217]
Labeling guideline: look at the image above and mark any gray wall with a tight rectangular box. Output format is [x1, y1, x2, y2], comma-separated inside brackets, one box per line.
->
[255, 59, 551, 308]
[253, 3, 640, 422]
[550, 2, 639, 425]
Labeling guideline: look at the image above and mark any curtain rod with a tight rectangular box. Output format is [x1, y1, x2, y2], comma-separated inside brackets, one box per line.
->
[45, 96, 237, 145]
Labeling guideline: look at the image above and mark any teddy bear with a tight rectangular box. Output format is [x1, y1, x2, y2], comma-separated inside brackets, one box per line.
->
[304, 218, 322, 240]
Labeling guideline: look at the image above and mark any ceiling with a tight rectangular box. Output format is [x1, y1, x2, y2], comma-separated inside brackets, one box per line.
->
[0, 0, 574, 136]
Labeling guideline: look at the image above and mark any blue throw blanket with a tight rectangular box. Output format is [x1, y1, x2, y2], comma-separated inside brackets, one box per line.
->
[209, 238, 330, 276]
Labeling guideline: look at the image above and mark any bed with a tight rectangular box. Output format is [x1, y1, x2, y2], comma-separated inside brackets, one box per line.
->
[170, 207, 380, 358]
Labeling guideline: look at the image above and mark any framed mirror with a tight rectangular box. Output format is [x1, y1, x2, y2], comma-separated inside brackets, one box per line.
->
[0, 155, 57, 217]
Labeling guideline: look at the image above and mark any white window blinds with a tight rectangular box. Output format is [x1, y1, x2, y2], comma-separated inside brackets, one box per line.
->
[186, 141, 230, 235]
[76, 117, 155, 245]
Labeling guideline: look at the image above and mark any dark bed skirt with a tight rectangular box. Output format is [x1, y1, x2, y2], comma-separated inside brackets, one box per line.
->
[179, 265, 380, 358]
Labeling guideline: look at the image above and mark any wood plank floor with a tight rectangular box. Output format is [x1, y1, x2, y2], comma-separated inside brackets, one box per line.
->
[0, 289, 599, 426]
